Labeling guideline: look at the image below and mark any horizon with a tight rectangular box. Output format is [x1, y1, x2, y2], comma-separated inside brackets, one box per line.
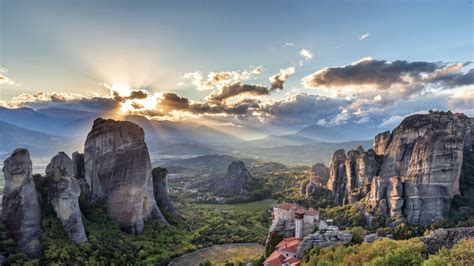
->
[0, 0, 473, 140]
[0, 2, 474, 265]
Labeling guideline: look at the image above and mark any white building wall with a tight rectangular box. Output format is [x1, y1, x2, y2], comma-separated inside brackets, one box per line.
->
[295, 218, 303, 239]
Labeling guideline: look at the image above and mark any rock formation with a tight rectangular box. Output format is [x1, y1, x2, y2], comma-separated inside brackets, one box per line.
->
[216, 160, 253, 196]
[296, 230, 352, 258]
[45, 152, 87, 244]
[84, 118, 167, 234]
[152, 167, 179, 221]
[72, 151, 89, 197]
[326, 148, 382, 205]
[326, 149, 348, 205]
[420, 227, 474, 254]
[326, 111, 472, 225]
[1, 149, 43, 257]
[310, 163, 329, 185]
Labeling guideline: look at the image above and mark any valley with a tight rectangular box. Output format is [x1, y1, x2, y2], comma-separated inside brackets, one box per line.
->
[1, 2, 472, 265]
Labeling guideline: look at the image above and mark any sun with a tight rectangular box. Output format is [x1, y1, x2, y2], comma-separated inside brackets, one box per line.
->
[108, 83, 160, 114]
[111, 83, 132, 97]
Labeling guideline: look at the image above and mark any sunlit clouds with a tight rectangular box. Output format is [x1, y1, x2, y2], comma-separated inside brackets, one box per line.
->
[182, 66, 264, 91]
[299, 49, 313, 61]
[2, 57, 473, 131]
[0, 68, 20, 86]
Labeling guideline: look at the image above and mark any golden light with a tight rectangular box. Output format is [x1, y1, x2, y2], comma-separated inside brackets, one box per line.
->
[111, 83, 132, 97]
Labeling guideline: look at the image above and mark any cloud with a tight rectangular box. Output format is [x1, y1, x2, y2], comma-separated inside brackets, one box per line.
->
[207, 82, 269, 103]
[379, 115, 404, 128]
[158, 92, 190, 112]
[2, 92, 118, 112]
[258, 93, 349, 126]
[285, 42, 294, 46]
[358, 33, 370, 40]
[299, 49, 313, 61]
[302, 58, 474, 127]
[269, 66, 296, 90]
[429, 66, 474, 87]
[182, 66, 264, 91]
[206, 67, 295, 103]
[302, 58, 440, 89]
[448, 86, 474, 110]
[0, 68, 20, 86]
[302, 58, 474, 104]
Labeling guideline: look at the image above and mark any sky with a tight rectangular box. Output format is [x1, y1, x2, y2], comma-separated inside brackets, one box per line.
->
[0, 0, 473, 133]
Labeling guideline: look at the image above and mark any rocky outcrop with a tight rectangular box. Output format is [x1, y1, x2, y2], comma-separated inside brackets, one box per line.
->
[326, 111, 472, 225]
[327, 149, 348, 205]
[363, 233, 379, 243]
[84, 118, 167, 234]
[215, 161, 253, 196]
[1, 149, 43, 257]
[304, 163, 329, 197]
[327, 148, 381, 205]
[72, 152, 89, 197]
[310, 163, 329, 186]
[370, 112, 470, 225]
[45, 152, 87, 244]
[421, 227, 474, 254]
[374, 131, 391, 155]
[152, 167, 179, 221]
[296, 230, 352, 258]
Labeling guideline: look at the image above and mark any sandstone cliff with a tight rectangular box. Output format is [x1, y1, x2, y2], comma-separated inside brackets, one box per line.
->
[45, 152, 87, 244]
[84, 118, 168, 234]
[326, 111, 472, 225]
[1, 149, 43, 257]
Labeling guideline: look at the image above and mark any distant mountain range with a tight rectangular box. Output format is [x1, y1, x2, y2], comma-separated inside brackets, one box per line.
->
[0, 106, 378, 164]
[244, 123, 382, 148]
[0, 120, 79, 158]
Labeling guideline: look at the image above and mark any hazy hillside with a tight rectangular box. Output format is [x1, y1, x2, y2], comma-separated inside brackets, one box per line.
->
[0, 120, 79, 158]
[163, 154, 288, 176]
[230, 140, 373, 165]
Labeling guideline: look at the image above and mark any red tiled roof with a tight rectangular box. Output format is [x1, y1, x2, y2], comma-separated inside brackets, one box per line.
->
[264, 250, 285, 266]
[276, 237, 301, 254]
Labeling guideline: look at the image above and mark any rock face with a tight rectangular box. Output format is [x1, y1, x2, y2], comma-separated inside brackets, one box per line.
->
[152, 167, 179, 221]
[72, 152, 89, 197]
[1, 149, 43, 257]
[304, 163, 330, 198]
[326, 111, 472, 225]
[216, 161, 253, 196]
[84, 118, 167, 234]
[420, 227, 474, 254]
[327, 148, 381, 205]
[296, 230, 352, 258]
[310, 163, 329, 186]
[45, 152, 87, 244]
